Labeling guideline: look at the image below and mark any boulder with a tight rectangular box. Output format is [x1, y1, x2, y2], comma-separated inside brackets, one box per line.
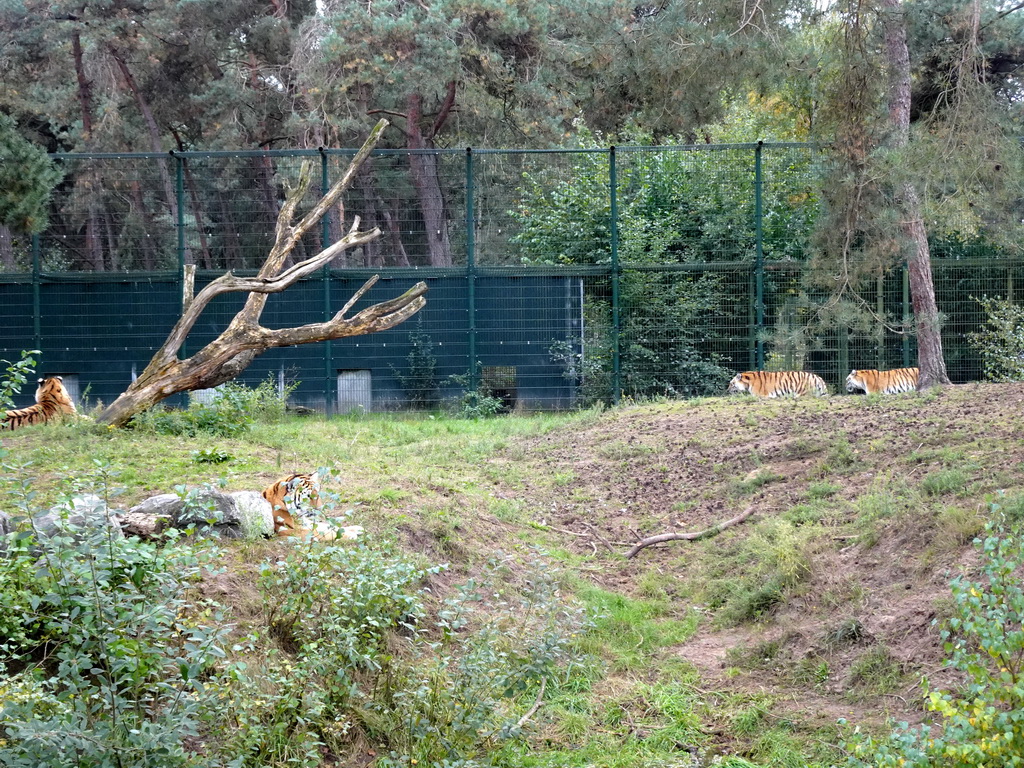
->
[32, 494, 124, 543]
[229, 491, 275, 538]
[124, 489, 277, 540]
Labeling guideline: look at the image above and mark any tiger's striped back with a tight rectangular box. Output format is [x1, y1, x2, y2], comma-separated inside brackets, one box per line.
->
[727, 370, 828, 398]
[1, 376, 77, 431]
[845, 367, 919, 395]
[261, 472, 323, 536]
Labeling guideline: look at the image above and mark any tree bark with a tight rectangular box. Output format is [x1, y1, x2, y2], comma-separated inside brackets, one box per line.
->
[883, 0, 951, 389]
[96, 119, 427, 426]
[406, 88, 454, 267]
[110, 48, 187, 264]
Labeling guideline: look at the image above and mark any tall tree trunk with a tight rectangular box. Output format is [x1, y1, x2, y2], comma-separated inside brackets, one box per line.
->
[406, 91, 453, 267]
[0, 226, 15, 270]
[72, 31, 105, 272]
[173, 130, 214, 268]
[882, 0, 950, 389]
[382, 205, 411, 267]
[357, 160, 383, 267]
[216, 188, 244, 270]
[128, 180, 158, 270]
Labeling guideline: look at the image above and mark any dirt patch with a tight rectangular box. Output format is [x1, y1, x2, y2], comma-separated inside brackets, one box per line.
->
[491, 382, 1024, 735]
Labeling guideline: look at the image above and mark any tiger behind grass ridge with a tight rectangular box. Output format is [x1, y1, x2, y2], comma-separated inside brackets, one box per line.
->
[1, 376, 78, 431]
[845, 367, 919, 395]
[727, 370, 829, 398]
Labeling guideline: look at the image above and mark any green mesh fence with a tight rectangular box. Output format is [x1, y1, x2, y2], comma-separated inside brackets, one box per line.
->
[0, 144, 1020, 413]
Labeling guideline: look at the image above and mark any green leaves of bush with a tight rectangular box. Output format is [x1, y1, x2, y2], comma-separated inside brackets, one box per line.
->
[844, 504, 1024, 767]
[0, 471, 230, 767]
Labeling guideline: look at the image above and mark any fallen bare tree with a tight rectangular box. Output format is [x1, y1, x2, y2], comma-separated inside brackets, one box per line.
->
[624, 506, 756, 559]
[96, 119, 427, 427]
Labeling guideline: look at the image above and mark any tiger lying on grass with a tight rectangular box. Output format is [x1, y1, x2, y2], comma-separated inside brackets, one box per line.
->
[845, 367, 919, 395]
[727, 370, 828, 398]
[262, 472, 363, 542]
[2, 376, 78, 431]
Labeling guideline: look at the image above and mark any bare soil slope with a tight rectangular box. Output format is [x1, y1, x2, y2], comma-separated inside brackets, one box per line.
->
[490, 382, 1024, 732]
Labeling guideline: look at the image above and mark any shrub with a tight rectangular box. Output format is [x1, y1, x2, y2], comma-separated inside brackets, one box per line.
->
[0, 458, 230, 768]
[0, 349, 39, 411]
[844, 511, 1024, 766]
[391, 317, 440, 409]
[132, 375, 297, 436]
[968, 296, 1024, 382]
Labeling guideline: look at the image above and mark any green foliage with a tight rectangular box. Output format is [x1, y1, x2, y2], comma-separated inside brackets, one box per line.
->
[845, 512, 1024, 767]
[921, 469, 969, 497]
[132, 376, 297, 436]
[715, 519, 813, 626]
[514, 128, 738, 402]
[391, 317, 440, 409]
[446, 370, 506, 418]
[367, 558, 589, 767]
[0, 349, 39, 410]
[0, 114, 61, 234]
[968, 297, 1024, 382]
[191, 447, 234, 464]
[0, 459, 230, 767]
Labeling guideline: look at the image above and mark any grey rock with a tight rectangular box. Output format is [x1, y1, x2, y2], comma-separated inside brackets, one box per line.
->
[126, 489, 245, 539]
[229, 491, 274, 538]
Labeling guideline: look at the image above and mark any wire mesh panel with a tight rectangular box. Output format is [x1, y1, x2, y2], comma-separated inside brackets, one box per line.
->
[1, 144, 1021, 413]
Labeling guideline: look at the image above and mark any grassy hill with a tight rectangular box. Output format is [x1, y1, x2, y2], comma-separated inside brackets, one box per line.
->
[3, 382, 1024, 767]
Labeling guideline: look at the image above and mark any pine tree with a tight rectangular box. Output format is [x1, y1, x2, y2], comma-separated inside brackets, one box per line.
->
[0, 113, 61, 234]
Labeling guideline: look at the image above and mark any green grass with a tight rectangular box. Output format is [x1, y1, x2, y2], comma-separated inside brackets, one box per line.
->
[8, 390, 999, 768]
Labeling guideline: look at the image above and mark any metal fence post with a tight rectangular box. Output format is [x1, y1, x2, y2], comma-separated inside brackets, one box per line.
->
[877, 273, 885, 369]
[754, 142, 765, 370]
[466, 147, 478, 397]
[320, 149, 335, 414]
[32, 233, 41, 350]
[902, 264, 911, 367]
[174, 152, 186, 361]
[610, 145, 621, 404]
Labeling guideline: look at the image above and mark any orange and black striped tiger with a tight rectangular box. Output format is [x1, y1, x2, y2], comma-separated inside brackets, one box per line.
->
[727, 370, 828, 398]
[262, 472, 323, 537]
[1, 376, 77, 431]
[845, 367, 919, 395]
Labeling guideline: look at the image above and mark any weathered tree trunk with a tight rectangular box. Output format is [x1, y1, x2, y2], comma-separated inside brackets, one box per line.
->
[0, 225, 15, 270]
[110, 49, 187, 265]
[883, 0, 950, 389]
[97, 119, 427, 427]
[406, 88, 455, 267]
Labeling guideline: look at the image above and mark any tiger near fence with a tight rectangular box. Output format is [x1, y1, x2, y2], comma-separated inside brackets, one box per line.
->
[727, 370, 829, 398]
[845, 368, 919, 395]
[1, 376, 78, 431]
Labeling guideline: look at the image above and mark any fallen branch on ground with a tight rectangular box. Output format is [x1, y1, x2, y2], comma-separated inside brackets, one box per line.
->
[624, 506, 756, 559]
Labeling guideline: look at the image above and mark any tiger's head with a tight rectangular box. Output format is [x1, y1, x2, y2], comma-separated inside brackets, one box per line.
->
[36, 376, 77, 413]
[845, 369, 872, 394]
[727, 372, 756, 395]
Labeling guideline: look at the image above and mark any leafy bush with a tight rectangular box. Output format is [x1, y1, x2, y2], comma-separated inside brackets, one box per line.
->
[391, 317, 440, 409]
[132, 375, 297, 436]
[968, 296, 1024, 382]
[844, 510, 1024, 767]
[511, 128, 735, 403]
[0, 349, 39, 410]
[0, 458, 230, 768]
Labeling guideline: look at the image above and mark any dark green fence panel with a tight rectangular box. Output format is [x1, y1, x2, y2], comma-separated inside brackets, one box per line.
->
[1, 144, 1021, 412]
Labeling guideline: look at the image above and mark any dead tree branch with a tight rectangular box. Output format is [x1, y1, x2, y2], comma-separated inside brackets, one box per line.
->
[97, 119, 428, 427]
[624, 507, 756, 559]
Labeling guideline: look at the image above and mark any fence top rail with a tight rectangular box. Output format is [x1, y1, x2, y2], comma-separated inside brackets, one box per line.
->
[49, 141, 832, 162]
[3, 255, 1023, 284]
